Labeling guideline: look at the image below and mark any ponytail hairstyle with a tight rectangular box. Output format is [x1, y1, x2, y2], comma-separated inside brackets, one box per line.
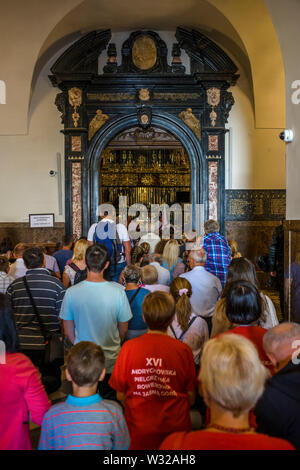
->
[169, 277, 192, 332]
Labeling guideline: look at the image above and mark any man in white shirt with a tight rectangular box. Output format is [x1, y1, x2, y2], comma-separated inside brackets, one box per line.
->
[180, 248, 222, 334]
[149, 254, 171, 286]
[87, 212, 131, 282]
[8, 243, 28, 279]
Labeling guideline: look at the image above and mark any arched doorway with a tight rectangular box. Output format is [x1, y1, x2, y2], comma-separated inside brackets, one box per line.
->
[85, 111, 206, 236]
[99, 126, 191, 208]
[50, 28, 238, 238]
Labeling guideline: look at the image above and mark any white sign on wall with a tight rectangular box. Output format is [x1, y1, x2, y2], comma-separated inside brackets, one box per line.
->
[29, 213, 55, 228]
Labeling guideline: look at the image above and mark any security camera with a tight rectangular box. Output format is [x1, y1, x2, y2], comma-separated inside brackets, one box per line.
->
[279, 130, 294, 143]
[49, 170, 57, 177]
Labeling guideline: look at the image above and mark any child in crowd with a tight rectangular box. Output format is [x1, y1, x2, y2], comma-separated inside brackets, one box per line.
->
[38, 342, 130, 450]
[168, 277, 208, 366]
[109, 291, 196, 450]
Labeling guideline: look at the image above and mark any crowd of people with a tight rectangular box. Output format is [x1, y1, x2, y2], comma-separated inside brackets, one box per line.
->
[0, 216, 299, 451]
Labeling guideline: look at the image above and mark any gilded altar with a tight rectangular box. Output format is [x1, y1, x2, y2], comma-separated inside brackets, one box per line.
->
[99, 147, 190, 208]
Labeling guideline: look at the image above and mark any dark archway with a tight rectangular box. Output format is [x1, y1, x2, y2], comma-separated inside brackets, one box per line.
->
[84, 111, 206, 235]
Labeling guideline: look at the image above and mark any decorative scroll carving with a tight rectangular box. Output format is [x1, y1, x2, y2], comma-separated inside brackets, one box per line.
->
[178, 108, 201, 139]
[68, 87, 82, 128]
[55, 93, 66, 124]
[207, 87, 220, 127]
[87, 93, 135, 101]
[138, 88, 150, 101]
[88, 110, 109, 140]
[153, 92, 201, 101]
[222, 91, 235, 124]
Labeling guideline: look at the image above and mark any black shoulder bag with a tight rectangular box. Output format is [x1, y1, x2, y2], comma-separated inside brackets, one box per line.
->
[23, 276, 64, 366]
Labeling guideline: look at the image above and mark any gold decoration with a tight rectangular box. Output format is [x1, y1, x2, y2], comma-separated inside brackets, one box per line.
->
[132, 35, 157, 70]
[207, 88, 220, 127]
[207, 88, 220, 107]
[154, 93, 200, 101]
[68, 87, 82, 108]
[68, 87, 82, 128]
[178, 108, 201, 140]
[87, 93, 135, 101]
[139, 88, 150, 101]
[210, 109, 217, 127]
[88, 110, 109, 140]
[141, 114, 149, 125]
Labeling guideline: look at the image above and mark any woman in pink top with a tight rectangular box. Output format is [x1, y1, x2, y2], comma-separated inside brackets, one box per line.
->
[0, 294, 51, 450]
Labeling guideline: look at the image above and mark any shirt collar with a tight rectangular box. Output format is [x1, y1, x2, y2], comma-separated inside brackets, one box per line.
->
[66, 393, 103, 406]
[26, 268, 50, 274]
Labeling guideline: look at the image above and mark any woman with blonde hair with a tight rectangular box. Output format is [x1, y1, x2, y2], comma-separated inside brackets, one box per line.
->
[161, 239, 185, 280]
[62, 238, 89, 287]
[168, 277, 208, 365]
[160, 334, 294, 450]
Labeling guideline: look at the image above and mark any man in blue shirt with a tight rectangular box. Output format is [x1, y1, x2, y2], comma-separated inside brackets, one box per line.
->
[53, 234, 74, 277]
[60, 244, 132, 399]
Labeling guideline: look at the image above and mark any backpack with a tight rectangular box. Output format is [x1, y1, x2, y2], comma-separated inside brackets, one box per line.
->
[93, 220, 123, 267]
[69, 262, 87, 285]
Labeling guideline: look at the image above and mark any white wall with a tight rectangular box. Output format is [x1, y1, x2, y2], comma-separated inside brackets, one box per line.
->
[0, 64, 65, 223]
[226, 63, 285, 189]
[0, 29, 285, 223]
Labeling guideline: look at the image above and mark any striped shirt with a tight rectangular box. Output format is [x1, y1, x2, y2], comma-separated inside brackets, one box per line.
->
[6, 268, 66, 350]
[38, 393, 130, 450]
[0, 271, 14, 293]
[202, 232, 231, 287]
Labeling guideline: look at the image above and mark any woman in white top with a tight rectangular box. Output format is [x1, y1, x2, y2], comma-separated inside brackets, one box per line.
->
[62, 238, 89, 288]
[167, 277, 208, 365]
[141, 264, 170, 293]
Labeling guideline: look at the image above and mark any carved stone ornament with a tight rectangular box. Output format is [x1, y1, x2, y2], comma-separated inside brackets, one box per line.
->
[207, 87, 220, 127]
[137, 107, 152, 129]
[207, 87, 221, 107]
[132, 35, 157, 70]
[68, 87, 82, 108]
[88, 109, 109, 140]
[68, 87, 82, 128]
[139, 88, 150, 101]
[178, 108, 201, 140]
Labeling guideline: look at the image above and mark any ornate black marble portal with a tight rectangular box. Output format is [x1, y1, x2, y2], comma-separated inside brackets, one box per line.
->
[49, 28, 239, 238]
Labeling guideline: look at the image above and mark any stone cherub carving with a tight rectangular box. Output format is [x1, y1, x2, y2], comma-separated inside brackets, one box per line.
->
[88, 109, 109, 140]
[179, 108, 201, 140]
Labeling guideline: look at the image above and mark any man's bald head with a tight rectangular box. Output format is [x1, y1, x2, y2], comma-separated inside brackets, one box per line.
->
[263, 322, 300, 366]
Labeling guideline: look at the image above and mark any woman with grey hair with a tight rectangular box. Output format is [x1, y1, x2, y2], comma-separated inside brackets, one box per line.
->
[124, 265, 150, 340]
[160, 334, 294, 450]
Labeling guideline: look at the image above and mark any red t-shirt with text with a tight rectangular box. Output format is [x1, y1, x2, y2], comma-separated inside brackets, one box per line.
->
[109, 333, 196, 450]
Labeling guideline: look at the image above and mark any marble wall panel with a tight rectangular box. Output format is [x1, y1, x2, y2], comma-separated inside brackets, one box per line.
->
[72, 162, 82, 239]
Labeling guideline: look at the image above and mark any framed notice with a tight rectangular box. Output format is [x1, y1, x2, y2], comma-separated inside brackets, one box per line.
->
[29, 213, 55, 228]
